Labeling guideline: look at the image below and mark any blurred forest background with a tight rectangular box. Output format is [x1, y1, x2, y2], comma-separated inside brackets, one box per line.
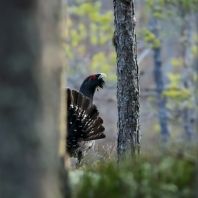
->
[66, 0, 198, 151]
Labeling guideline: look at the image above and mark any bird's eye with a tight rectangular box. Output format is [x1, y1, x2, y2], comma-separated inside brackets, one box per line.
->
[88, 75, 96, 81]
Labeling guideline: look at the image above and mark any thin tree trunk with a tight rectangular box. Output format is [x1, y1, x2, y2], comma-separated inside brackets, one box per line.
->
[0, 1, 70, 197]
[150, 16, 170, 142]
[180, 12, 195, 139]
[113, 0, 140, 160]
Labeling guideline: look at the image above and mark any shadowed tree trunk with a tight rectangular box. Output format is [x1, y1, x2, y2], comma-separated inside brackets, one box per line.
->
[196, 14, 198, 134]
[0, 0, 70, 197]
[150, 16, 170, 142]
[113, 0, 140, 160]
[194, 12, 198, 198]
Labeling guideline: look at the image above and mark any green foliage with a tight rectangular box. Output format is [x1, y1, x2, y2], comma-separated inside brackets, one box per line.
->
[170, 58, 182, 67]
[67, 1, 115, 80]
[91, 52, 117, 82]
[191, 46, 198, 57]
[145, 0, 154, 8]
[153, 11, 163, 19]
[153, 4, 163, 19]
[146, 0, 198, 13]
[140, 28, 161, 49]
[162, 73, 191, 102]
[191, 35, 198, 58]
[154, 123, 160, 132]
[163, 89, 191, 102]
[72, 150, 196, 198]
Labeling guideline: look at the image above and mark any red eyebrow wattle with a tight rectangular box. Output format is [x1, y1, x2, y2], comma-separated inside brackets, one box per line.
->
[89, 75, 96, 80]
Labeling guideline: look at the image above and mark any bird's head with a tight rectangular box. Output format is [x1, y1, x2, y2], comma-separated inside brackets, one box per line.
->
[79, 73, 106, 100]
[80, 73, 106, 91]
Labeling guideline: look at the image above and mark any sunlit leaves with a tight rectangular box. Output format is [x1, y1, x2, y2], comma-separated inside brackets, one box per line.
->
[153, 12, 163, 19]
[170, 58, 182, 67]
[162, 73, 191, 102]
[191, 46, 198, 57]
[140, 28, 161, 49]
[92, 52, 106, 70]
[91, 52, 115, 77]
[146, 0, 198, 11]
[67, 1, 115, 78]
[78, 24, 86, 40]
[163, 89, 190, 102]
[154, 123, 160, 132]
[70, 2, 101, 16]
[90, 35, 98, 45]
[109, 52, 116, 65]
[71, 30, 80, 47]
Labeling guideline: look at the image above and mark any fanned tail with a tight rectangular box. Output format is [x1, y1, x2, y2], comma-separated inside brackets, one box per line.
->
[66, 88, 106, 156]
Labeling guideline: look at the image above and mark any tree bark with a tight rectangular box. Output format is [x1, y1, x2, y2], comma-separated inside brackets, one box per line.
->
[150, 16, 170, 142]
[0, 0, 70, 197]
[113, 0, 140, 160]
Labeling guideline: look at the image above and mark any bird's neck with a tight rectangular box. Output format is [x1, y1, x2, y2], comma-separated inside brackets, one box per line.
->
[79, 85, 95, 104]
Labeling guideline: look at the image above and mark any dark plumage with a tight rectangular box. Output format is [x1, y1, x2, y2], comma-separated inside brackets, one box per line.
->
[66, 73, 106, 165]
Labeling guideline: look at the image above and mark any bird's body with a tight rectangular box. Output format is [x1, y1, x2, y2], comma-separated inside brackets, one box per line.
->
[66, 73, 106, 165]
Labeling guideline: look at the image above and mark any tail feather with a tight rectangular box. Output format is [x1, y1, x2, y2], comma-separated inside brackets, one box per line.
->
[77, 92, 84, 110]
[71, 90, 77, 102]
[84, 126, 105, 141]
[80, 97, 90, 114]
[67, 88, 72, 108]
[86, 105, 98, 117]
[84, 117, 103, 133]
[66, 88, 106, 155]
[82, 111, 99, 127]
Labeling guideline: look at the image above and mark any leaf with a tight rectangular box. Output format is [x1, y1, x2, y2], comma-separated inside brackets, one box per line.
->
[90, 35, 98, 45]
[170, 58, 181, 67]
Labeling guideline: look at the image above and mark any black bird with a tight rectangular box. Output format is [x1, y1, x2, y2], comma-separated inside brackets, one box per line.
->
[66, 73, 106, 165]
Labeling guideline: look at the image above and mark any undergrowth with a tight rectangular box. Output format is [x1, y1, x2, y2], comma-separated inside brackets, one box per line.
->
[69, 143, 197, 198]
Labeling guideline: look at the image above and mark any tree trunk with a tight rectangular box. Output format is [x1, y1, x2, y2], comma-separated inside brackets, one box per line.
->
[0, 0, 70, 198]
[196, 14, 198, 134]
[180, 12, 195, 139]
[150, 16, 170, 142]
[113, 0, 140, 160]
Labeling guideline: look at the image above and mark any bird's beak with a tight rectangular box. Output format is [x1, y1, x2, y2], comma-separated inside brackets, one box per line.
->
[98, 73, 106, 79]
